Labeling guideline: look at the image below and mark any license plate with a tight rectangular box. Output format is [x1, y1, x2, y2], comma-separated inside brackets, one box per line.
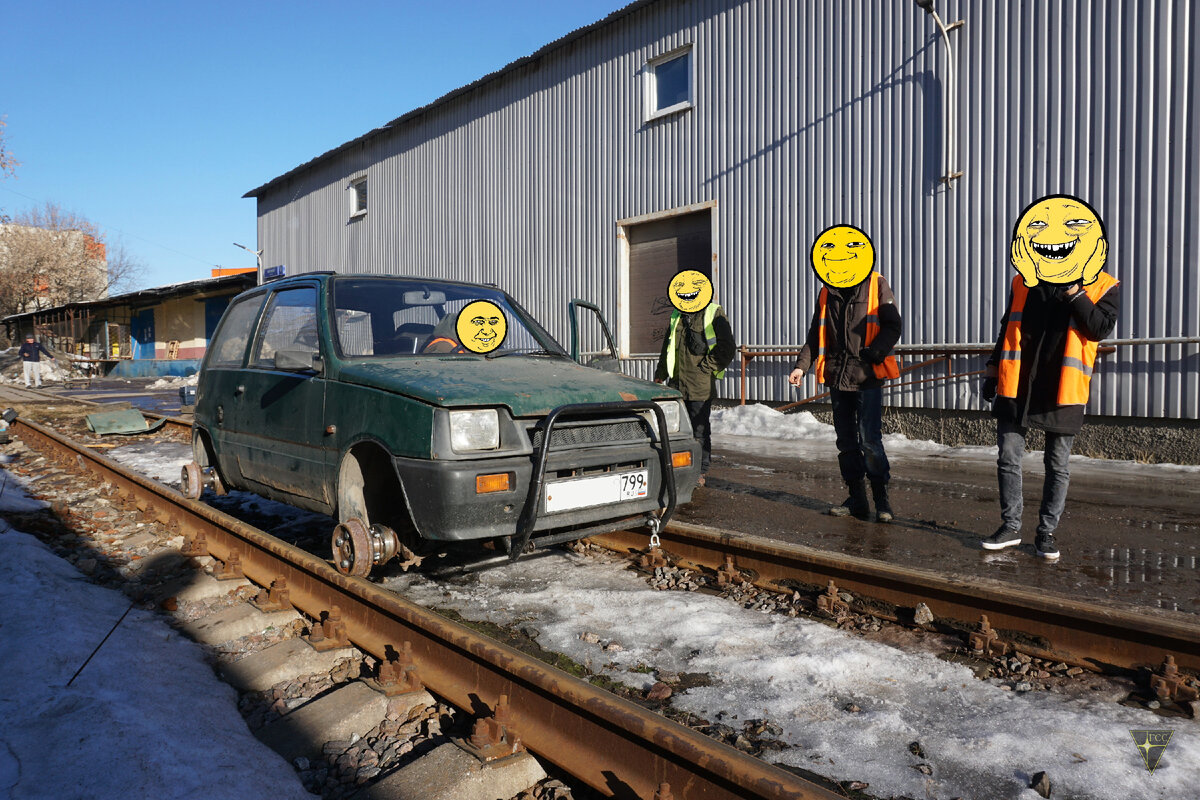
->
[544, 470, 649, 513]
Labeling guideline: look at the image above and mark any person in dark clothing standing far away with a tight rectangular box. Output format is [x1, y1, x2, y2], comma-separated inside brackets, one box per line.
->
[981, 194, 1119, 561]
[18, 333, 55, 388]
[788, 225, 902, 522]
[654, 269, 736, 486]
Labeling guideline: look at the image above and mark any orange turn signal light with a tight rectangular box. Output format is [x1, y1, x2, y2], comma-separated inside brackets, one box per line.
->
[476, 473, 512, 494]
[671, 451, 693, 469]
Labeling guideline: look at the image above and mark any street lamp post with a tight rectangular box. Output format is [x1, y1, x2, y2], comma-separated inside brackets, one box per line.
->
[233, 242, 264, 285]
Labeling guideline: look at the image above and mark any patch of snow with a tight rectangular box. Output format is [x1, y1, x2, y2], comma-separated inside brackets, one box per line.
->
[0, 472, 313, 800]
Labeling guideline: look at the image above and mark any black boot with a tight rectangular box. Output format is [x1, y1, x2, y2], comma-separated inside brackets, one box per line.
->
[829, 479, 870, 519]
[871, 480, 893, 523]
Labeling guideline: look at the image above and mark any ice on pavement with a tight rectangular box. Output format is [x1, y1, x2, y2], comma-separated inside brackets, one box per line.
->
[0, 470, 313, 800]
[713, 403, 1200, 472]
[388, 551, 1198, 800]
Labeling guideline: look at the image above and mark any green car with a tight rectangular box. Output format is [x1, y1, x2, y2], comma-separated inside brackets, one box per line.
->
[184, 273, 700, 577]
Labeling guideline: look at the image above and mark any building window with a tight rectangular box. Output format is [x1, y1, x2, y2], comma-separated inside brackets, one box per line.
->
[349, 177, 368, 218]
[645, 46, 693, 121]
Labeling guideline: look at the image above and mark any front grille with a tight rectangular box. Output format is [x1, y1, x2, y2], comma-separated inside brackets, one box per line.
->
[529, 418, 653, 450]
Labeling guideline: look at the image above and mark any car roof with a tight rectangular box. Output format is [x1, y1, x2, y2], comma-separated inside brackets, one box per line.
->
[264, 272, 501, 292]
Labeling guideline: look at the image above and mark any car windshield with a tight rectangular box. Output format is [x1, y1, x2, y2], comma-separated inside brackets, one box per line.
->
[329, 277, 568, 359]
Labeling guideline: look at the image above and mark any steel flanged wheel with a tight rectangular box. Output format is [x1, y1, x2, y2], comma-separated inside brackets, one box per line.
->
[180, 462, 203, 500]
[332, 518, 373, 578]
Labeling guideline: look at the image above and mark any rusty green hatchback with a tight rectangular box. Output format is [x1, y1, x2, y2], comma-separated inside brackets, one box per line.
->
[184, 273, 700, 577]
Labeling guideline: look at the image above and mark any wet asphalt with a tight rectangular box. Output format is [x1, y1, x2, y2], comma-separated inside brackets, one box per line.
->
[686, 435, 1200, 616]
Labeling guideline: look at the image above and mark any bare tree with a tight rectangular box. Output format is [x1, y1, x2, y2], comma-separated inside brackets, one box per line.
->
[0, 117, 16, 180]
[0, 203, 145, 319]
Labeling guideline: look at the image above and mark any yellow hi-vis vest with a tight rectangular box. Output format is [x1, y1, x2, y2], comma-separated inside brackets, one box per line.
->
[813, 272, 900, 384]
[996, 271, 1119, 406]
[666, 304, 726, 380]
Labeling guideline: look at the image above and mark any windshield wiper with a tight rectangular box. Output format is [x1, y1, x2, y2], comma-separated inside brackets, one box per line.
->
[486, 348, 569, 360]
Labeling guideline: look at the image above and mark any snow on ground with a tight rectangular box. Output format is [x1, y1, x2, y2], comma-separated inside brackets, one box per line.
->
[389, 551, 1199, 800]
[0, 469, 314, 800]
[713, 403, 1200, 474]
[147, 374, 199, 390]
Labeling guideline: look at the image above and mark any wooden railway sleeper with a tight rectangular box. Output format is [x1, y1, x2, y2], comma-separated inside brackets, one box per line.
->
[968, 615, 1008, 657]
[305, 605, 351, 652]
[457, 694, 526, 764]
[251, 577, 291, 612]
[1150, 655, 1200, 703]
[365, 641, 426, 697]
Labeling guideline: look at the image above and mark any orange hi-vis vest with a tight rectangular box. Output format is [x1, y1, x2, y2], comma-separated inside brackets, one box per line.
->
[996, 271, 1119, 406]
[813, 272, 900, 384]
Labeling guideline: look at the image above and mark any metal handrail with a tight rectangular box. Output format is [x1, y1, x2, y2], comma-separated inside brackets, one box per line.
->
[736, 338, 1200, 406]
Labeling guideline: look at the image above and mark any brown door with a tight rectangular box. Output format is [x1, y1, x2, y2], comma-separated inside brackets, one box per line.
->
[627, 210, 712, 356]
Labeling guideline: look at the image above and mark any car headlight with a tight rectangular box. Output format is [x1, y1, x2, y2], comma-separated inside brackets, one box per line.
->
[450, 409, 500, 452]
[654, 400, 681, 434]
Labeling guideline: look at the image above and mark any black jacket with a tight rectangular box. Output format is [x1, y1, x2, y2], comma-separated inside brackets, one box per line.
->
[794, 276, 902, 391]
[19, 341, 53, 363]
[987, 280, 1119, 435]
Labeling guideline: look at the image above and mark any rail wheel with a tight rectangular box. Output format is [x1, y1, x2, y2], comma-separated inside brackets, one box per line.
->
[332, 518, 401, 578]
[180, 462, 203, 500]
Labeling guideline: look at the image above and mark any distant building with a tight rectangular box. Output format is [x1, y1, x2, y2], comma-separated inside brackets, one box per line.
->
[244, 0, 1198, 422]
[2, 273, 256, 377]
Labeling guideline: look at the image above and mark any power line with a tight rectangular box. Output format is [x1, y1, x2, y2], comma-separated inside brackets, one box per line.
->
[0, 184, 220, 267]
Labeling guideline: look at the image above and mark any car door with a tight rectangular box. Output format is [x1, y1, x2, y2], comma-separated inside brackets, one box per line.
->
[569, 299, 622, 373]
[233, 284, 329, 502]
[199, 290, 267, 486]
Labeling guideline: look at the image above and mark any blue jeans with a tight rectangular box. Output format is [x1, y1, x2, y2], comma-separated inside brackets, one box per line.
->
[997, 418, 1074, 535]
[830, 387, 890, 484]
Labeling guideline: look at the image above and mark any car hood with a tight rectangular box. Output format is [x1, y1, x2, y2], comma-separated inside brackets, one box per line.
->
[335, 356, 677, 416]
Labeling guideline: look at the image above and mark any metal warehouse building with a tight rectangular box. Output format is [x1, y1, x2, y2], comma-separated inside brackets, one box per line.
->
[245, 0, 1199, 424]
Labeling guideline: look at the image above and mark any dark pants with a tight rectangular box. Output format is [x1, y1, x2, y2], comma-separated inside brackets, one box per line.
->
[997, 418, 1074, 535]
[830, 386, 889, 485]
[685, 398, 713, 473]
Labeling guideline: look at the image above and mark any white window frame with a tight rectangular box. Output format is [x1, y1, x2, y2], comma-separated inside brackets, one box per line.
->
[644, 45, 694, 122]
[348, 176, 368, 219]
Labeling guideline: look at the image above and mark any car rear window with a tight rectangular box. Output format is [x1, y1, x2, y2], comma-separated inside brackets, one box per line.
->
[207, 294, 265, 368]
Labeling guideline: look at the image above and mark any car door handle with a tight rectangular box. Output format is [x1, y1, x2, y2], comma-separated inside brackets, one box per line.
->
[234, 385, 245, 396]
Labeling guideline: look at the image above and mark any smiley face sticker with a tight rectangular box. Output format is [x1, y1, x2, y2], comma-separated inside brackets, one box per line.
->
[668, 270, 714, 314]
[810, 225, 875, 289]
[1010, 194, 1108, 287]
[455, 300, 508, 354]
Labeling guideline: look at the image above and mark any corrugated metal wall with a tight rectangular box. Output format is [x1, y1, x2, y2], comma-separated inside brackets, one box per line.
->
[253, 0, 1199, 420]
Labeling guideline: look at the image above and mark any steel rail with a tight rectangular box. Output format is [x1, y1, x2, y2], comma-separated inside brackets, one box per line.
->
[591, 522, 1200, 675]
[12, 418, 842, 800]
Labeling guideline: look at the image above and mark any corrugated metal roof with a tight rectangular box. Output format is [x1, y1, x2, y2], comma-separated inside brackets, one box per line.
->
[1, 273, 256, 324]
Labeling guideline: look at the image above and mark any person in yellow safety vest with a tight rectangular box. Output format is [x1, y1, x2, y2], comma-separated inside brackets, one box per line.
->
[654, 270, 736, 485]
[789, 225, 902, 522]
[981, 194, 1120, 562]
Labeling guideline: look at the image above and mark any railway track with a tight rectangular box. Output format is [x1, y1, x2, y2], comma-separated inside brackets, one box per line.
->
[11, 416, 835, 800]
[8, 410, 1199, 796]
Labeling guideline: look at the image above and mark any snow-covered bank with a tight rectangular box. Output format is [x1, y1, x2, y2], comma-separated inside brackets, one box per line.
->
[0, 469, 313, 800]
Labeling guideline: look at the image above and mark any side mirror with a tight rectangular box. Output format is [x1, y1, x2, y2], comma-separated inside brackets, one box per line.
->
[275, 349, 323, 375]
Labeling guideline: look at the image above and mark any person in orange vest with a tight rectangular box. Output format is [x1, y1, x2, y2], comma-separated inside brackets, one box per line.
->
[981, 195, 1119, 561]
[788, 225, 901, 521]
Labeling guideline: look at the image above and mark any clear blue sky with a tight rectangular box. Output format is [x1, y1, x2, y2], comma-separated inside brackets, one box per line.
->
[1, 0, 630, 291]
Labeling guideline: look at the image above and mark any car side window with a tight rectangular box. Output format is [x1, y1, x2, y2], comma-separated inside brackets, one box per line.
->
[250, 287, 320, 369]
[207, 294, 265, 368]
